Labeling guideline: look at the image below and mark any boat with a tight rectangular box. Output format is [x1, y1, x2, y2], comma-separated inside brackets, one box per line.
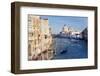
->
[60, 49, 68, 54]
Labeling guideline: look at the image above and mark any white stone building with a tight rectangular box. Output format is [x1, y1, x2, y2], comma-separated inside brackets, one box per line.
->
[28, 15, 54, 60]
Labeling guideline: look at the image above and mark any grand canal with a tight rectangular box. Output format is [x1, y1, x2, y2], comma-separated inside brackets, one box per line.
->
[53, 38, 88, 59]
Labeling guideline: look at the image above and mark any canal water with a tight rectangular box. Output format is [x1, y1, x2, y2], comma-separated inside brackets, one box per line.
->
[53, 38, 88, 59]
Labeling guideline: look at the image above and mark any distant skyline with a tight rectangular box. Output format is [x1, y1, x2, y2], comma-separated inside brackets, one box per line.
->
[41, 15, 88, 34]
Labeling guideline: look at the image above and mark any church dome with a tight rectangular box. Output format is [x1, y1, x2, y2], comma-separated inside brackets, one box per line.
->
[62, 25, 69, 32]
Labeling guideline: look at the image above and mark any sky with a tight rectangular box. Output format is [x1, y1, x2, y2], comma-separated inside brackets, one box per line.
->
[41, 15, 88, 34]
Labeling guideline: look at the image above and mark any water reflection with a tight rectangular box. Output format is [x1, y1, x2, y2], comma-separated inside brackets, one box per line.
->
[53, 38, 88, 59]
